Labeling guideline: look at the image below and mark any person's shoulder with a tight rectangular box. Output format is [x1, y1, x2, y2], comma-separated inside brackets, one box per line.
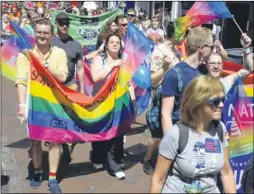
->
[51, 35, 60, 43]
[164, 124, 180, 143]
[51, 46, 66, 55]
[72, 37, 82, 47]
[167, 62, 185, 74]
[17, 51, 29, 61]
[92, 55, 103, 63]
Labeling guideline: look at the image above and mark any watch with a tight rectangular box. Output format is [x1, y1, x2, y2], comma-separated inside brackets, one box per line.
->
[44, 62, 49, 68]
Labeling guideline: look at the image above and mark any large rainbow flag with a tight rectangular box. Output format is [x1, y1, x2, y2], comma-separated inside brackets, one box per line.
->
[27, 51, 135, 143]
[174, 1, 232, 40]
[222, 78, 253, 193]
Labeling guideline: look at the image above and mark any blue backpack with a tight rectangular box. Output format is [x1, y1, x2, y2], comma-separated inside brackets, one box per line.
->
[146, 66, 184, 131]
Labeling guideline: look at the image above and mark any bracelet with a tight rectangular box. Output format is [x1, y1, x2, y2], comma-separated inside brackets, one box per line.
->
[244, 52, 251, 57]
[243, 48, 251, 53]
[19, 104, 26, 108]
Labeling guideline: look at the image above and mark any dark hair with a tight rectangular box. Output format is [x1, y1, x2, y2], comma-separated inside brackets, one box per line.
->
[35, 18, 54, 34]
[103, 33, 123, 59]
[165, 22, 174, 39]
[115, 14, 128, 24]
[65, 7, 73, 13]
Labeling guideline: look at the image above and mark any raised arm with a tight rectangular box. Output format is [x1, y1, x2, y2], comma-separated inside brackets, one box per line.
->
[241, 33, 253, 71]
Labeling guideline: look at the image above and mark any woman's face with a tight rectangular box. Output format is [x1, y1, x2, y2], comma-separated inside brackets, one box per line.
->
[109, 22, 118, 33]
[207, 54, 223, 78]
[107, 35, 121, 54]
[202, 92, 225, 121]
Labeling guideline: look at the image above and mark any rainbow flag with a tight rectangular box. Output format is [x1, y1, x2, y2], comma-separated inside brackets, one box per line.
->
[118, 22, 153, 87]
[1, 19, 35, 81]
[222, 78, 253, 193]
[8, 18, 35, 50]
[174, 2, 232, 41]
[79, 62, 151, 117]
[27, 51, 135, 143]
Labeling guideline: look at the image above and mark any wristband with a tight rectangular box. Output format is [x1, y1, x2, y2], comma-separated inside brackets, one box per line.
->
[244, 52, 251, 57]
[19, 104, 26, 108]
[243, 47, 251, 53]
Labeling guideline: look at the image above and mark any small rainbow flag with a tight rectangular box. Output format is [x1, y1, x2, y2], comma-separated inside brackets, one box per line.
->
[174, 2, 232, 41]
[2, 19, 35, 81]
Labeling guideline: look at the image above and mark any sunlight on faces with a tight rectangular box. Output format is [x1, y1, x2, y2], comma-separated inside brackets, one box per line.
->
[109, 22, 118, 33]
[151, 20, 159, 30]
[118, 18, 128, 36]
[200, 35, 214, 62]
[35, 24, 52, 46]
[203, 92, 225, 121]
[57, 19, 70, 34]
[107, 35, 121, 54]
[207, 53, 223, 78]
[180, 75, 225, 129]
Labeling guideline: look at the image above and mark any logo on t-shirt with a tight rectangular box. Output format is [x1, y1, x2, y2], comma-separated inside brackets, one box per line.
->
[205, 138, 221, 153]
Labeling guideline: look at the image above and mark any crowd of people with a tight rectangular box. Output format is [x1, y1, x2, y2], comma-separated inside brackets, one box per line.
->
[1, 1, 254, 194]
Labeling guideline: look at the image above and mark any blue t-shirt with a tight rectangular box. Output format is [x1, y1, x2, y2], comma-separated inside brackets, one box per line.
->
[161, 61, 201, 121]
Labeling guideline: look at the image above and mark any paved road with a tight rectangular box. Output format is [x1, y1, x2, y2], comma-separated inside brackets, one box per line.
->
[1, 77, 155, 193]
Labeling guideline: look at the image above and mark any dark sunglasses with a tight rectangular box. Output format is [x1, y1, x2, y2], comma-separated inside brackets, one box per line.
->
[58, 20, 70, 27]
[207, 96, 225, 107]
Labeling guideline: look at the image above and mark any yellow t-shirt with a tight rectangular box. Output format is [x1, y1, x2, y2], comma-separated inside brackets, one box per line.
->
[15, 45, 68, 86]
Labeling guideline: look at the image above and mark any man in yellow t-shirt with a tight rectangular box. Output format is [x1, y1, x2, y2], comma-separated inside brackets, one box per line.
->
[16, 18, 67, 193]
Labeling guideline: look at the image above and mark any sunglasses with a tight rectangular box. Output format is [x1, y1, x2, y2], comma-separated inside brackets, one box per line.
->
[58, 20, 70, 27]
[203, 44, 214, 50]
[207, 96, 225, 107]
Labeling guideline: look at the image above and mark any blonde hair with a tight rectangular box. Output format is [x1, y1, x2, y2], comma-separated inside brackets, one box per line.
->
[180, 75, 224, 129]
[187, 27, 213, 55]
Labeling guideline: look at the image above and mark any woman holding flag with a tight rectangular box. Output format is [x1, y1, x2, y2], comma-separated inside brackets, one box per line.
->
[89, 33, 137, 180]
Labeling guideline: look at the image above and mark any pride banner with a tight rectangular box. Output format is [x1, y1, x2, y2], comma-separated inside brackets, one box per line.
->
[27, 52, 135, 143]
[51, 10, 122, 48]
[222, 78, 254, 193]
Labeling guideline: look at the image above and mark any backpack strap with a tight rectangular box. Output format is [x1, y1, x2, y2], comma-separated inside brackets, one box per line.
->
[172, 66, 184, 94]
[176, 121, 189, 154]
[213, 120, 224, 142]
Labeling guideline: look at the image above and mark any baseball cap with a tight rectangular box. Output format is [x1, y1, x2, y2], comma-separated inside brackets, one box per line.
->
[127, 8, 136, 15]
[55, 12, 69, 21]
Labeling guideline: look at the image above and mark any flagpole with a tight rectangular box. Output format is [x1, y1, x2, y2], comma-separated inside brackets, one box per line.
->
[232, 15, 243, 34]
